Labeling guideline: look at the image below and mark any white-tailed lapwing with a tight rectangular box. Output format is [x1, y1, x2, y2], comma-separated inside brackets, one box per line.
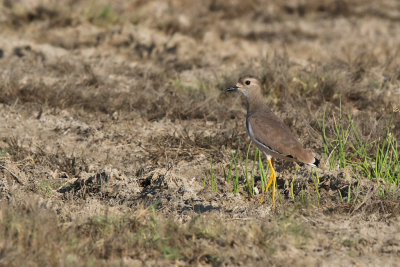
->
[226, 76, 319, 206]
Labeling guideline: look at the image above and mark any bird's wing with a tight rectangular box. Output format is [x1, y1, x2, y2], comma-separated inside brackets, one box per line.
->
[247, 112, 314, 163]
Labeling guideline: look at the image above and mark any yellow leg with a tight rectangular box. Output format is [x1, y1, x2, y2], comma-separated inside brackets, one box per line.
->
[259, 159, 277, 207]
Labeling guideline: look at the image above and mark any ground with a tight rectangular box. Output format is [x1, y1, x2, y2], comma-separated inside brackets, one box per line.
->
[0, 0, 400, 266]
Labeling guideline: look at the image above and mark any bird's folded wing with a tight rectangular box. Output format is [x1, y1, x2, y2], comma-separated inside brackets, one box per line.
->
[248, 113, 308, 160]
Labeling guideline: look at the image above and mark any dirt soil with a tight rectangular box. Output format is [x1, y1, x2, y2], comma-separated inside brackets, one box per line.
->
[1, 0, 400, 266]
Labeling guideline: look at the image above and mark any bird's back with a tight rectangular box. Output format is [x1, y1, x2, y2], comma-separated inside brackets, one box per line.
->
[246, 107, 316, 165]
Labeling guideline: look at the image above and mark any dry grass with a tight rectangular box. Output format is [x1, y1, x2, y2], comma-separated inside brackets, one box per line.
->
[0, 198, 314, 266]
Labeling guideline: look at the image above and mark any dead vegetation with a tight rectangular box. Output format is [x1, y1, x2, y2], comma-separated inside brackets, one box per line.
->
[0, 0, 400, 265]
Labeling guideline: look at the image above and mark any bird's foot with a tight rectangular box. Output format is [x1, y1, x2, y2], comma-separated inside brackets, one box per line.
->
[259, 159, 277, 207]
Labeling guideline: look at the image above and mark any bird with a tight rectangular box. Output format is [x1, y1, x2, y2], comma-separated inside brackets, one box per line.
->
[226, 76, 319, 206]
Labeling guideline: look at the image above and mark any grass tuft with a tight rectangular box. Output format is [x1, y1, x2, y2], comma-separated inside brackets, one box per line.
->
[222, 144, 266, 197]
[85, 2, 120, 26]
[204, 157, 218, 191]
[205, 144, 276, 200]
[322, 103, 400, 193]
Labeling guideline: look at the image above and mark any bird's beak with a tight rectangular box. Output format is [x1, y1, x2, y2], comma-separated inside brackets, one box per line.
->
[225, 84, 239, 91]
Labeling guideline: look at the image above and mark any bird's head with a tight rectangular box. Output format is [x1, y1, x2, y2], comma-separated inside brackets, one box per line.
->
[226, 76, 262, 98]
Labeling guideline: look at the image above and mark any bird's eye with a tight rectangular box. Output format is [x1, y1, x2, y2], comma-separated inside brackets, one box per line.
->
[245, 80, 251, 85]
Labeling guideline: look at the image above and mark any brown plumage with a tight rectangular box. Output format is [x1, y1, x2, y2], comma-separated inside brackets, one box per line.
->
[226, 76, 319, 206]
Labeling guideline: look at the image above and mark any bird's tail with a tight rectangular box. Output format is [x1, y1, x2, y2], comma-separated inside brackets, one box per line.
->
[308, 157, 320, 168]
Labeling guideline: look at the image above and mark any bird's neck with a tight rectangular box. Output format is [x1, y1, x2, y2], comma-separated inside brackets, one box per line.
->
[245, 93, 266, 115]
